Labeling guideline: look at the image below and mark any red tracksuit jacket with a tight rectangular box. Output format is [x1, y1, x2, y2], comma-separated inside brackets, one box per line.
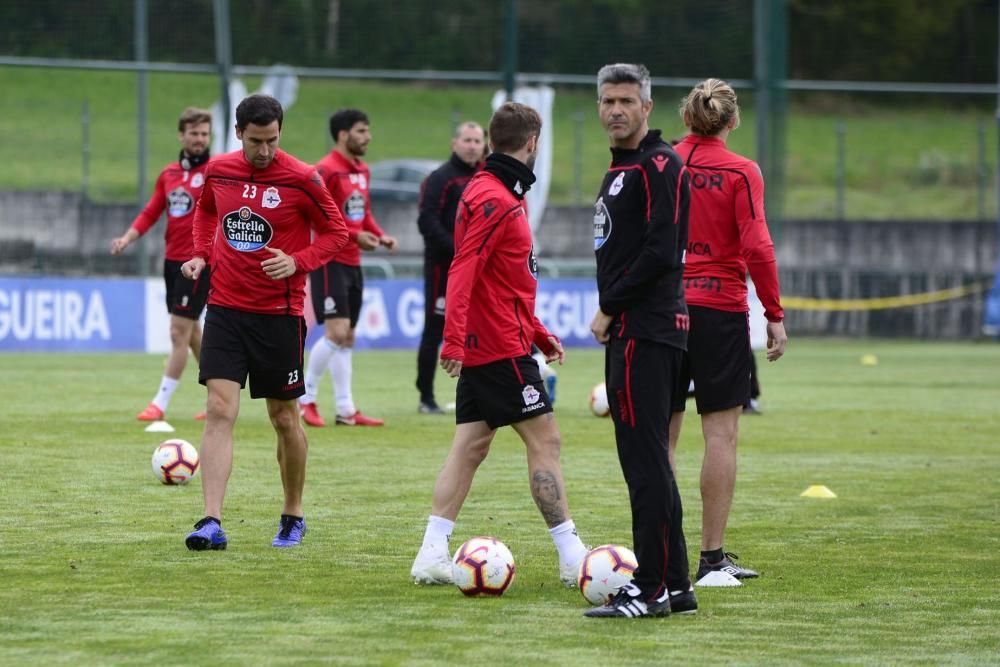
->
[673, 134, 784, 322]
[315, 150, 385, 267]
[131, 156, 211, 262]
[441, 154, 558, 367]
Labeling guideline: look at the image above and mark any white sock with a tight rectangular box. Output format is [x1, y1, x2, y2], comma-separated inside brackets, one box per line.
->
[420, 515, 455, 559]
[301, 337, 337, 405]
[331, 347, 355, 417]
[151, 375, 179, 411]
[549, 519, 587, 566]
[532, 351, 555, 380]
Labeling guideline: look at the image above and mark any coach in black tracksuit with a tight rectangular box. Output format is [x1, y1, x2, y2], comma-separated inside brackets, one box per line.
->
[587, 64, 694, 618]
[415, 122, 485, 413]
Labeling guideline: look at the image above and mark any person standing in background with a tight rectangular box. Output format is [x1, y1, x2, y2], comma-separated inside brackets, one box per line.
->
[299, 109, 397, 427]
[415, 121, 486, 414]
[669, 78, 787, 582]
[111, 107, 213, 423]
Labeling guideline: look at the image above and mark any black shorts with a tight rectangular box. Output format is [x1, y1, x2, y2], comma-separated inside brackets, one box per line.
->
[310, 261, 363, 327]
[163, 259, 210, 320]
[672, 305, 751, 414]
[198, 305, 307, 400]
[456, 355, 553, 430]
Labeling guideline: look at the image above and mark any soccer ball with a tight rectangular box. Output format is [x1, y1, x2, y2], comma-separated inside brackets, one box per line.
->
[577, 544, 638, 605]
[151, 439, 200, 485]
[451, 536, 516, 596]
[589, 382, 610, 417]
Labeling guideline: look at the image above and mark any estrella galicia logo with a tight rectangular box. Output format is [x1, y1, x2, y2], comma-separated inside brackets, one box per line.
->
[345, 191, 366, 221]
[593, 197, 612, 250]
[527, 245, 538, 280]
[167, 187, 194, 217]
[222, 206, 273, 252]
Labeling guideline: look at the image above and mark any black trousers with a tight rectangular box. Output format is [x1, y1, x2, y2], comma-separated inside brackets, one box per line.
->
[416, 260, 449, 402]
[606, 337, 690, 598]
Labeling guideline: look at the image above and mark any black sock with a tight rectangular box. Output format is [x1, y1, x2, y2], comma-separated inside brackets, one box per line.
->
[196, 516, 220, 528]
[281, 514, 303, 522]
[701, 548, 724, 563]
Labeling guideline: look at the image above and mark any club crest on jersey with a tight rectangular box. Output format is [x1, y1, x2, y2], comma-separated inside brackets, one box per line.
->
[608, 172, 625, 196]
[324, 296, 336, 314]
[191, 172, 204, 188]
[522, 384, 540, 406]
[345, 191, 366, 221]
[262, 186, 281, 209]
[167, 187, 194, 217]
[222, 206, 273, 252]
[593, 197, 612, 250]
[527, 245, 538, 280]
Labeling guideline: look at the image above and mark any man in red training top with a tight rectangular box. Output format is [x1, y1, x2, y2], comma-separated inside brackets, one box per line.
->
[298, 109, 397, 428]
[111, 107, 212, 422]
[410, 102, 589, 589]
[180, 94, 349, 552]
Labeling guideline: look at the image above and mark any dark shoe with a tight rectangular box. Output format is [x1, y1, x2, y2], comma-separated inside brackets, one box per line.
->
[185, 517, 227, 551]
[418, 400, 445, 415]
[669, 584, 698, 614]
[583, 583, 670, 618]
[696, 552, 759, 580]
[272, 515, 306, 547]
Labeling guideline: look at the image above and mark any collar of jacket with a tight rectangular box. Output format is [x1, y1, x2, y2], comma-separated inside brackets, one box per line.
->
[179, 150, 210, 170]
[483, 152, 535, 200]
[449, 152, 479, 173]
[610, 129, 666, 162]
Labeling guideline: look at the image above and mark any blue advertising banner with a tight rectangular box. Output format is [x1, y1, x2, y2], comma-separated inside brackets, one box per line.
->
[0, 276, 146, 351]
[307, 278, 604, 350]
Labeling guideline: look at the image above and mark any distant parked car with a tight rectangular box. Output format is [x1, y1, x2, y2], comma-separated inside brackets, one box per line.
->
[368, 159, 439, 202]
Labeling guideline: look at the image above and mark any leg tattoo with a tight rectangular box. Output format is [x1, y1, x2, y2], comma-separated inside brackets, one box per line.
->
[531, 470, 567, 526]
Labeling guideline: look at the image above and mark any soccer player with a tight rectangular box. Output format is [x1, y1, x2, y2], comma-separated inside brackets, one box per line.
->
[111, 107, 212, 422]
[298, 109, 397, 427]
[180, 94, 349, 551]
[415, 121, 486, 414]
[410, 102, 588, 587]
[669, 78, 787, 581]
[585, 63, 696, 618]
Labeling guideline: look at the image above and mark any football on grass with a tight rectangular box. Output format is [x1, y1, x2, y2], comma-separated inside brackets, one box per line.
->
[151, 439, 199, 485]
[578, 544, 638, 605]
[590, 382, 610, 417]
[451, 536, 515, 596]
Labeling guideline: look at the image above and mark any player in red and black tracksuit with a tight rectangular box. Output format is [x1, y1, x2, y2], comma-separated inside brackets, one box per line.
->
[300, 109, 396, 428]
[411, 103, 589, 588]
[415, 122, 485, 413]
[586, 64, 694, 619]
[668, 78, 787, 582]
[181, 94, 349, 552]
[111, 107, 213, 423]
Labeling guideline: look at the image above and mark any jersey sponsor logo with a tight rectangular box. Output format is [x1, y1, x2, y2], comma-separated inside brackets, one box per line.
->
[684, 276, 722, 292]
[345, 190, 366, 221]
[608, 172, 625, 196]
[527, 245, 538, 281]
[167, 187, 194, 217]
[522, 384, 540, 406]
[687, 241, 713, 256]
[593, 197, 612, 251]
[191, 172, 204, 188]
[262, 186, 281, 209]
[691, 173, 723, 191]
[222, 206, 273, 252]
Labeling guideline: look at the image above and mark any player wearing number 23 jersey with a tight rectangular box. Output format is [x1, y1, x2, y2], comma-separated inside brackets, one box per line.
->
[192, 148, 349, 315]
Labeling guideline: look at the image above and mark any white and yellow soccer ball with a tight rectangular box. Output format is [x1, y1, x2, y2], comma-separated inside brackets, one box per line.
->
[451, 536, 516, 597]
[577, 544, 638, 605]
[589, 382, 610, 417]
[151, 439, 200, 485]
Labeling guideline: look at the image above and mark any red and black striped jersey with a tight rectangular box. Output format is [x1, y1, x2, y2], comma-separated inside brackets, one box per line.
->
[593, 130, 691, 348]
[672, 134, 783, 322]
[315, 150, 385, 267]
[131, 157, 211, 262]
[191, 149, 349, 316]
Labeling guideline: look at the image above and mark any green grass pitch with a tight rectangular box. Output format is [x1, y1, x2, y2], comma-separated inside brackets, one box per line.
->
[1, 340, 998, 665]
